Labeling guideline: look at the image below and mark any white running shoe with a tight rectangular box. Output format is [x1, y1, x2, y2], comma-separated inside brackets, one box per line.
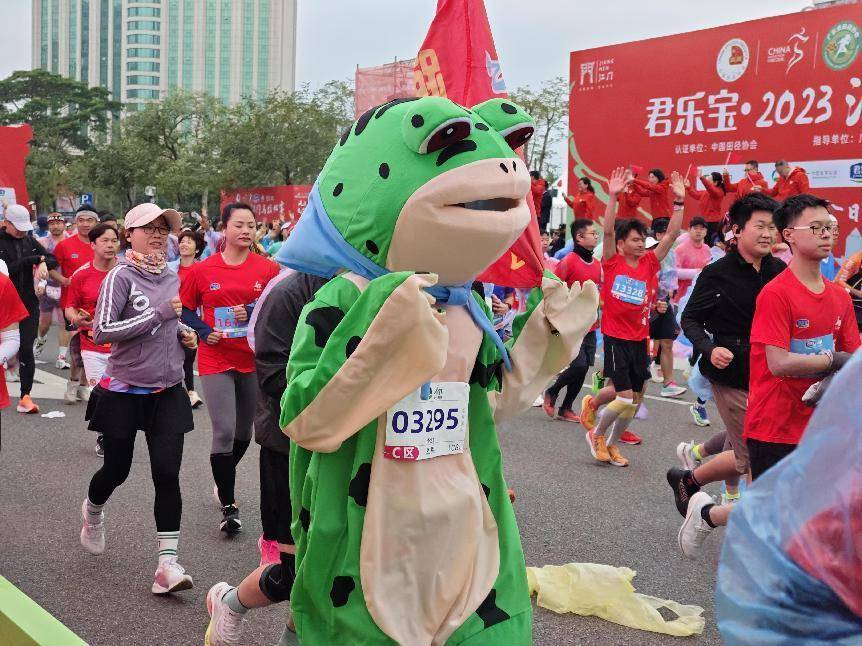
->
[650, 364, 663, 383]
[189, 390, 203, 409]
[152, 557, 194, 595]
[80, 499, 105, 555]
[64, 381, 80, 404]
[205, 582, 244, 645]
[33, 336, 47, 358]
[56, 357, 70, 369]
[5, 366, 20, 383]
[531, 395, 544, 407]
[678, 491, 715, 559]
[76, 385, 91, 402]
[676, 441, 702, 470]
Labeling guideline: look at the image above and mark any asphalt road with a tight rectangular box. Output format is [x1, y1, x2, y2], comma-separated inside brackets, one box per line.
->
[2, 339, 723, 645]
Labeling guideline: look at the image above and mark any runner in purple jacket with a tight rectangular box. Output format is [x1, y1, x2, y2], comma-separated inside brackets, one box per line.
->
[78, 203, 200, 597]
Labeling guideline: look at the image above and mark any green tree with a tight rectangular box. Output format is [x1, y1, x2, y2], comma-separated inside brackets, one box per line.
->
[510, 77, 568, 181]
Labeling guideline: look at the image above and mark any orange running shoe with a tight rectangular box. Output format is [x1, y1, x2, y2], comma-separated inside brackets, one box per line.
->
[558, 410, 580, 423]
[541, 393, 556, 419]
[580, 395, 597, 432]
[16, 395, 39, 414]
[607, 444, 629, 467]
[586, 432, 610, 462]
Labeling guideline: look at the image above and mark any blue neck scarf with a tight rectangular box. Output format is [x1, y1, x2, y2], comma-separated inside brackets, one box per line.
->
[275, 184, 511, 370]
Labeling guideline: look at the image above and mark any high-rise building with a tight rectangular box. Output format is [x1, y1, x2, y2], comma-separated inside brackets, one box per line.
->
[32, 0, 297, 109]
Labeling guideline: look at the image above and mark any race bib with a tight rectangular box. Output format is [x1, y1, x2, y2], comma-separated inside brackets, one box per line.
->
[611, 275, 647, 305]
[789, 334, 834, 356]
[213, 306, 248, 339]
[45, 286, 61, 301]
[384, 382, 469, 461]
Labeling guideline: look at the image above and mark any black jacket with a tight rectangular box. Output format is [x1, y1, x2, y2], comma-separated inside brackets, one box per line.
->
[0, 230, 59, 312]
[681, 249, 786, 390]
[253, 271, 329, 454]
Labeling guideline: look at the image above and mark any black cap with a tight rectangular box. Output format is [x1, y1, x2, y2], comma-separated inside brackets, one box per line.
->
[690, 216, 708, 228]
[652, 217, 670, 234]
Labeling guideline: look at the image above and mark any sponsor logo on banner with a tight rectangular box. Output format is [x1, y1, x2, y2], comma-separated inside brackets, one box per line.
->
[716, 38, 750, 82]
[822, 21, 861, 71]
[576, 58, 615, 91]
[767, 28, 809, 74]
[485, 51, 507, 94]
[850, 162, 862, 183]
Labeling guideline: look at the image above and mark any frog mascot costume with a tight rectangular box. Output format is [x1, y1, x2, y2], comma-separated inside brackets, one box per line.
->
[276, 96, 599, 645]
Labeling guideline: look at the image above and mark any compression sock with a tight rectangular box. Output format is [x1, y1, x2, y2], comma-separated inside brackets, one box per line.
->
[222, 587, 250, 615]
[606, 404, 637, 445]
[700, 504, 717, 528]
[84, 498, 105, 524]
[597, 397, 634, 440]
[232, 439, 251, 466]
[157, 531, 180, 565]
[692, 444, 705, 461]
[210, 453, 236, 506]
[58, 345, 68, 359]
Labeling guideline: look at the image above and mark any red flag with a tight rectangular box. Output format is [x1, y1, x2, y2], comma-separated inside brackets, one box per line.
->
[685, 164, 700, 184]
[414, 0, 544, 288]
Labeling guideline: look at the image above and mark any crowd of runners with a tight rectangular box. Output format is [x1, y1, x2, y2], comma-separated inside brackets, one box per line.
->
[1, 156, 859, 644]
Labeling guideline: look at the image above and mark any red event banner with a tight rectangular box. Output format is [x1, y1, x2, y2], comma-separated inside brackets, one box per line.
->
[219, 184, 312, 224]
[569, 4, 862, 255]
[0, 124, 32, 209]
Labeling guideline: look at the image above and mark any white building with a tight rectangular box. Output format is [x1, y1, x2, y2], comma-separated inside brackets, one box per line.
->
[31, 0, 297, 109]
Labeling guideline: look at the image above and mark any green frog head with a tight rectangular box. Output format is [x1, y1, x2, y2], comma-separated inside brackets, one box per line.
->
[315, 96, 535, 285]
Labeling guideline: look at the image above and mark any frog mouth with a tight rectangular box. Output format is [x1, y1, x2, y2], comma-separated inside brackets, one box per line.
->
[454, 197, 522, 212]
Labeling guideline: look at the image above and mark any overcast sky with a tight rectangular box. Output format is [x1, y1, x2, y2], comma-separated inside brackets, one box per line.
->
[2, 0, 816, 89]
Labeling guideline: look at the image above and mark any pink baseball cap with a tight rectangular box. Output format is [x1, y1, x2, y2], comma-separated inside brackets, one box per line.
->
[124, 203, 182, 232]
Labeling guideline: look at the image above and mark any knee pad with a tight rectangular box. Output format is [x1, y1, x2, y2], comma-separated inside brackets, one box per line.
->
[259, 557, 295, 603]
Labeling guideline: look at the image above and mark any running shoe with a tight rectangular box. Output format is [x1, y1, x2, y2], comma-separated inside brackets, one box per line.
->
[607, 444, 629, 467]
[660, 382, 687, 397]
[77, 385, 91, 402]
[678, 491, 714, 559]
[721, 491, 741, 505]
[579, 395, 597, 432]
[667, 467, 701, 517]
[258, 534, 280, 567]
[152, 557, 194, 595]
[618, 430, 642, 445]
[64, 381, 80, 404]
[689, 403, 710, 426]
[585, 432, 610, 462]
[220, 504, 242, 534]
[507, 488, 516, 503]
[189, 390, 203, 409]
[80, 499, 105, 555]
[16, 395, 40, 414]
[33, 336, 47, 358]
[590, 371, 604, 395]
[205, 582, 244, 645]
[557, 409, 580, 423]
[650, 363, 663, 383]
[56, 357, 70, 370]
[5, 366, 20, 383]
[531, 395, 544, 407]
[541, 393, 556, 419]
[634, 403, 649, 420]
[676, 441, 702, 471]
[95, 434, 105, 458]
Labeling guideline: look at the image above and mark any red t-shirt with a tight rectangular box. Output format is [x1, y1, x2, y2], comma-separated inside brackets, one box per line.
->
[745, 269, 860, 445]
[556, 252, 602, 331]
[54, 235, 94, 308]
[0, 273, 29, 409]
[181, 252, 280, 375]
[600, 251, 660, 341]
[66, 262, 112, 354]
[176, 262, 194, 285]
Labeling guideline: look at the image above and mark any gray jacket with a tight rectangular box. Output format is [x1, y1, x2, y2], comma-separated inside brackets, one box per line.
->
[93, 260, 187, 388]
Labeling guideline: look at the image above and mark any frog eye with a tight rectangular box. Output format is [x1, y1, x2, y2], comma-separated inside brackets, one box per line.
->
[402, 100, 472, 154]
[471, 99, 535, 151]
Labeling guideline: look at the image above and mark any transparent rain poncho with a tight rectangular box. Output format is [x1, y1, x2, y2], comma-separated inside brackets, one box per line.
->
[716, 352, 862, 643]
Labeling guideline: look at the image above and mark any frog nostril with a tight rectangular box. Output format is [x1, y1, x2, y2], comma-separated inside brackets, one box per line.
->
[512, 161, 517, 172]
[499, 163, 509, 174]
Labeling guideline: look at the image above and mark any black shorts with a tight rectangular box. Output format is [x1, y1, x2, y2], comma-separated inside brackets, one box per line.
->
[746, 438, 797, 480]
[571, 330, 597, 368]
[649, 307, 678, 340]
[259, 447, 294, 545]
[603, 335, 650, 393]
[85, 383, 194, 438]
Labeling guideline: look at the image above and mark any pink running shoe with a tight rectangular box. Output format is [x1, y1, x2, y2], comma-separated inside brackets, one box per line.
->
[258, 534, 281, 567]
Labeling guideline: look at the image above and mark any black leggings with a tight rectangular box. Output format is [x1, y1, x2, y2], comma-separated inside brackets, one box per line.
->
[88, 433, 185, 531]
[546, 364, 589, 412]
[183, 346, 196, 391]
[18, 312, 38, 397]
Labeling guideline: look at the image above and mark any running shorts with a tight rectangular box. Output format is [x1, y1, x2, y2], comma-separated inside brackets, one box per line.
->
[602, 335, 650, 393]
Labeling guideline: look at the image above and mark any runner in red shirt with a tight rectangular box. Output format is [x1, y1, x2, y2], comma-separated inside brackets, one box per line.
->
[0, 272, 29, 410]
[744, 194, 859, 478]
[542, 218, 602, 422]
[65, 223, 120, 457]
[582, 167, 685, 467]
[180, 202, 280, 534]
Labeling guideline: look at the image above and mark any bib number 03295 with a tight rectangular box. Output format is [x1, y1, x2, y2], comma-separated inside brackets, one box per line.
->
[384, 382, 469, 461]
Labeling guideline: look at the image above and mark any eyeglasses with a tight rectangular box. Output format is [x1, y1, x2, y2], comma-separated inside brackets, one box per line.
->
[139, 224, 170, 236]
[788, 223, 837, 236]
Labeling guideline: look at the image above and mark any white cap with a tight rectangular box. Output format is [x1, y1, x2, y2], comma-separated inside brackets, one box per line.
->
[4, 204, 33, 232]
[124, 203, 182, 232]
